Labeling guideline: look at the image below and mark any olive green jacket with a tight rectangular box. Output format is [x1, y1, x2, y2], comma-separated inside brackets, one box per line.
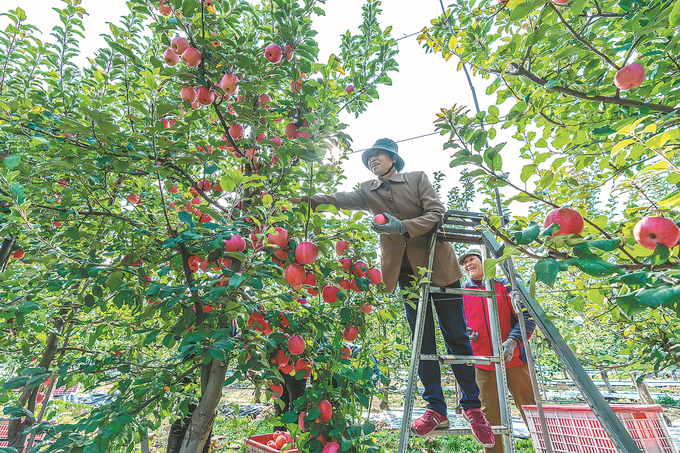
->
[310, 171, 463, 293]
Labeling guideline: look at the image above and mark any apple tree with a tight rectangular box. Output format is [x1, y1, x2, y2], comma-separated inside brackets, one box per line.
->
[419, 0, 680, 371]
[0, 0, 399, 452]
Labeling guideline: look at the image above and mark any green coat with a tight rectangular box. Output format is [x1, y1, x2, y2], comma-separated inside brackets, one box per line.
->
[310, 171, 463, 293]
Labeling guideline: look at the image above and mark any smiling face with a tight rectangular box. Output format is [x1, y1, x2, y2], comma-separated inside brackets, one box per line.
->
[366, 149, 398, 177]
[462, 255, 484, 281]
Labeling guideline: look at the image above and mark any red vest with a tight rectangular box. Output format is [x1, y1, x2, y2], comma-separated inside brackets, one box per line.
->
[463, 279, 525, 371]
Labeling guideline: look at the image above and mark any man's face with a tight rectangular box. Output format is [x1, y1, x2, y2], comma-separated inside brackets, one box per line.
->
[367, 150, 397, 176]
[462, 255, 484, 281]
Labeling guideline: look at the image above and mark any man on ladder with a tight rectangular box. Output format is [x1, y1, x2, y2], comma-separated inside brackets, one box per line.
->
[460, 249, 537, 453]
[297, 138, 495, 447]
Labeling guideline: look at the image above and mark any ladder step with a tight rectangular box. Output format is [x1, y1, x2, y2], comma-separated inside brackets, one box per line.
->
[412, 425, 512, 437]
[421, 354, 502, 366]
[429, 287, 495, 297]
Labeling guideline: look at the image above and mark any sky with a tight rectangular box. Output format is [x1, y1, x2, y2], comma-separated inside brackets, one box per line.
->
[2, 0, 522, 213]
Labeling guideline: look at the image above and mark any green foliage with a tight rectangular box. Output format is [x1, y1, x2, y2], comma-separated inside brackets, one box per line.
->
[0, 0, 399, 451]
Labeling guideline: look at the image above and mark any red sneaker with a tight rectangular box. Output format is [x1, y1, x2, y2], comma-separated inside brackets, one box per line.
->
[463, 408, 495, 448]
[411, 408, 449, 435]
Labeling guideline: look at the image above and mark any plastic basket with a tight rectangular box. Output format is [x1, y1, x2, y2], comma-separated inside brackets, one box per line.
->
[245, 433, 298, 453]
[522, 404, 678, 453]
[0, 418, 48, 450]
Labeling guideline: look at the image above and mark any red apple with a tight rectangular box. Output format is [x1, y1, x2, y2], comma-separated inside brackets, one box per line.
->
[218, 72, 239, 95]
[367, 268, 382, 285]
[270, 136, 282, 148]
[322, 285, 339, 303]
[171, 37, 190, 55]
[303, 272, 316, 286]
[295, 241, 318, 265]
[268, 227, 289, 247]
[13, 250, 25, 259]
[159, 0, 172, 16]
[318, 399, 332, 422]
[614, 63, 646, 90]
[321, 442, 340, 453]
[544, 207, 584, 236]
[270, 383, 283, 397]
[361, 304, 373, 314]
[341, 346, 351, 360]
[224, 234, 246, 252]
[553, 0, 570, 4]
[291, 80, 302, 92]
[196, 86, 214, 105]
[285, 43, 294, 61]
[53, 221, 62, 227]
[180, 86, 197, 102]
[285, 122, 299, 139]
[373, 214, 387, 225]
[256, 132, 266, 143]
[345, 85, 354, 95]
[199, 214, 212, 223]
[229, 123, 244, 140]
[258, 93, 272, 109]
[181, 47, 202, 66]
[295, 358, 311, 378]
[343, 326, 358, 342]
[280, 362, 295, 374]
[339, 258, 351, 271]
[163, 48, 179, 66]
[339, 279, 350, 291]
[264, 43, 283, 63]
[353, 261, 368, 277]
[335, 240, 349, 255]
[288, 335, 305, 355]
[298, 411, 308, 431]
[274, 348, 289, 366]
[127, 194, 140, 205]
[285, 263, 305, 286]
[633, 216, 680, 250]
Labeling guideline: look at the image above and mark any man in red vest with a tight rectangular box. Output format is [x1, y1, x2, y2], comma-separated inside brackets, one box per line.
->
[459, 249, 537, 453]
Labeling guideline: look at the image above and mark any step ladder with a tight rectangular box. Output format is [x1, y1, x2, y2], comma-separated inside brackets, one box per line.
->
[398, 210, 643, 453]
[398, 211, 515, 453]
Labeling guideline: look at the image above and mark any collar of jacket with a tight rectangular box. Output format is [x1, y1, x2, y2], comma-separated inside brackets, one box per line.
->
[370, 171, 404, 191]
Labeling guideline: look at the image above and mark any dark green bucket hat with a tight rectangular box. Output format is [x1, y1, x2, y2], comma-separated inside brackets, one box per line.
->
[361, 138, 405, 172]
[458, 248, 482, 265]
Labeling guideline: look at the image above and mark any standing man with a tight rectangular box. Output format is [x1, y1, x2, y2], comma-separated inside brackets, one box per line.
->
[296, 139, 494, 447]
[459, 249, 537, 453]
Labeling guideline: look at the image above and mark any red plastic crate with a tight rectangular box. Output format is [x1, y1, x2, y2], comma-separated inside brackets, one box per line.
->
[522, 404, 678, 453]
[0, 419, 47, 450]
[245, 433, 298, 453]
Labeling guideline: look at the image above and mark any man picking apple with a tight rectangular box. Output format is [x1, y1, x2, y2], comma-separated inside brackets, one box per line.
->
[294, 138, 495, 445]
[459, 249, 537, 453]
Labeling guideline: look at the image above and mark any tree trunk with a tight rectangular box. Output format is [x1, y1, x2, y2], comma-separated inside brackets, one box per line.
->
[632, 375, 654, 404]
[178, 359, 228, 453]
[600, 367, 614, 393]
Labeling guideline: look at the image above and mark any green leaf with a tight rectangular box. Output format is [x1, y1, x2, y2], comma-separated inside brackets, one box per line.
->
[658, 190, 680, 207]
[636, 285, 680, 307]
[568, 295, 585, 312]
[583, 239, 621, 251]
[483, 257, 502, 280]
[610, 271, 649, 287]
[592, 126, 616, 136]
[105, 271, 125, 289]
[564, 257, 622, 277]
[363, 421, 376, 435]
[281, 411, 298, 424]
[534, 258, 559, 287]
[672, 0, 680, 26]
[178, 211, 195, 229]
[2, 376, 29, 389]
[616, 291, 645, 316]
[512, 223, 540, 245]
[649, 243, 670, 265]
[4, 155, 20, 169]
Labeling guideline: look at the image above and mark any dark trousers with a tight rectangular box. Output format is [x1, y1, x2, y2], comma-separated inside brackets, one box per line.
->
[400, 272, 481, 416]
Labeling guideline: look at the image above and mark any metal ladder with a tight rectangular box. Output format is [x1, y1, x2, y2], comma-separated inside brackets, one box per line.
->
[398, 210, 643, 453]
[397, 211, 515, 453]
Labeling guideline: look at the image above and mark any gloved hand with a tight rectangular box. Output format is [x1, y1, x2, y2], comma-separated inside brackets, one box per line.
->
[466, 328, 479, 342]
[501, 339, 517, 363]
[371, 212, 406, 235]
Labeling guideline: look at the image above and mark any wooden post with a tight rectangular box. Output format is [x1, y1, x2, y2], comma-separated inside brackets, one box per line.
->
[600, 367, 614, 393]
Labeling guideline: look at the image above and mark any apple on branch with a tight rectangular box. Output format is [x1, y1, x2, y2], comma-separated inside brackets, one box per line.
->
[264, 43, 283, 63]
[544, 207, 583, 236]
[633, 216, 680, 250]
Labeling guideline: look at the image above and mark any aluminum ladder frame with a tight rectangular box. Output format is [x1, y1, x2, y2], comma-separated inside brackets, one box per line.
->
[397, 211, 515, 453]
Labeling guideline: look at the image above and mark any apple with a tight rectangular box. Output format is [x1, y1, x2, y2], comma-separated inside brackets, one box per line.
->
[224, 234, 246, 252]
[256, 132, 266, 143]
[367, 268, 382, 284]
[361, 303, 373, 314]
[53, 221, 62, 227]
[336, 240, 349, 255]
[553, 0, 570, 3]
[181, 47, 202, 66]
[159, 0, 172, 16]
[321, 442, 340, 453]
[298, 411, 308, 431]
[303, 272, 317, 287]
[614, 63, 646, 91]
[270, 383, 283, 398]
[285, 263, 305, 286]
[339, 258, 351, 271]
[284, 43, 294, 61]
[163, 48, 179, 66]
[258, 93, 272, 109]
[345, 85, 355, 95]
[373, 214, 387, 225]
[274, 348, 290, 366]
[343, 326, 358, 342]
[264, 43, 283, 63]
[171, 37, 190, 55]
[162, 119, 176, 129]
[285, 122, 299, 139]
[353, 261, 368, 277]
[229, 123, 244, 140]
[274, 435, 286, 449]
[318, 399, 332, 422]
[322, 285, 340, 303]
[341, 346, 351, 360]
[299, 131, 310, 139]
[270, 136, 282, 148]
[295, 241, 318, 265]
[196, 86, 214, 105]
[280, 362, 295, 374]
[13, 250, 25, 259]
[268, 227, 289, 247]
[288, 335, 305, 355]
[350, 279, 363, 293]
[633, 216, 680, 250]
[127, 194, 140, 204]
[544, 207, 584, 236]
[266, 440, 277, 449]
[339, 279, 350, 291]
[180, 86, 197, 102]
[218, 72, 239, 95]
[291, 80, 302, 92]
[273, 248, 289, 261]
[295, 358, 311, 378]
